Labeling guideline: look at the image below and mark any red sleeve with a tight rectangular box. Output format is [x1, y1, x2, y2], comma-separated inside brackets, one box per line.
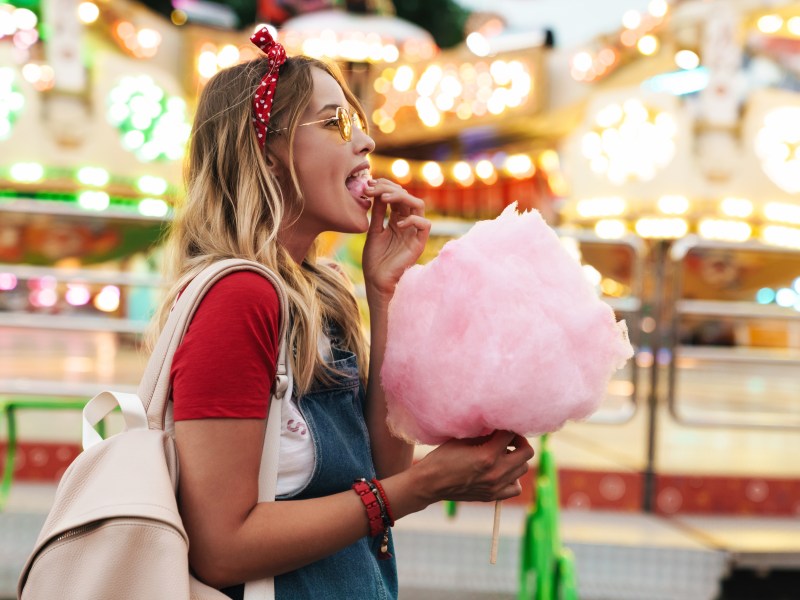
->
[170, 271, 280, 420]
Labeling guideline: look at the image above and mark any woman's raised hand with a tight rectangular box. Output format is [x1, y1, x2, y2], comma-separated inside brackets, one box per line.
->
[361, 178, 431, 303]
[414, 431, 535, 503]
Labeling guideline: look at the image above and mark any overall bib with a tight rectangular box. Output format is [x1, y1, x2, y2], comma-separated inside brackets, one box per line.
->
[223, 346, 398, 599]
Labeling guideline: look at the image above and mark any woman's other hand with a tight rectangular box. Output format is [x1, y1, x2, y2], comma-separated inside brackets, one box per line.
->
[361, 178, 431, 303]
[414, 431, 535, 503]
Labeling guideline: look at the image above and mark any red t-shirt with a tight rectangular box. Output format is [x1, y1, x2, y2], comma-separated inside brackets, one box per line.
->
[170, 271, 281, 420]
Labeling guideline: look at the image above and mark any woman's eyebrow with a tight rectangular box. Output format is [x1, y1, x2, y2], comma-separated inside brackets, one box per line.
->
[315, 103, 341, 116]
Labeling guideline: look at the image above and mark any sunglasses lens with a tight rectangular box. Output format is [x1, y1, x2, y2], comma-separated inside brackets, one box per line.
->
[354, 113, 366, 132]
[337, 107, 352, 141]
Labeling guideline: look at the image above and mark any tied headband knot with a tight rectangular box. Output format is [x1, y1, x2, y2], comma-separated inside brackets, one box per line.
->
[250, 26, 287, 147]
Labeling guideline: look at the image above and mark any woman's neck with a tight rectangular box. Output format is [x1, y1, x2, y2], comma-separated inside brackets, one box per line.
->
[278, 224, 315, 264]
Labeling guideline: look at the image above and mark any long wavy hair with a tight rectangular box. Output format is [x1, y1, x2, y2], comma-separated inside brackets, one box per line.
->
[146, 56, 369, 394]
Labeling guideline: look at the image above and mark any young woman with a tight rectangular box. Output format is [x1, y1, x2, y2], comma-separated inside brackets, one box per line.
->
[150, 28, 534, 599]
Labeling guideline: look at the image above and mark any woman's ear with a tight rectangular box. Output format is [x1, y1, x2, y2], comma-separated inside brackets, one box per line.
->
[267, 137, 290, 170]
[260, 144, 274, 167]
[267, 153, 293, 178]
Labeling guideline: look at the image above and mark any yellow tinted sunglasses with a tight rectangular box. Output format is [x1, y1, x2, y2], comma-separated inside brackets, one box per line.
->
[271, 106, 366, 142]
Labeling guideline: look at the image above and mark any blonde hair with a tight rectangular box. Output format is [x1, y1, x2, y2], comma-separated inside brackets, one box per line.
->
[147, 56, 369, 395]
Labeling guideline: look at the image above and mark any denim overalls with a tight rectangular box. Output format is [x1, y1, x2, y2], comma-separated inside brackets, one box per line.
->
[223, 346, 398, 599]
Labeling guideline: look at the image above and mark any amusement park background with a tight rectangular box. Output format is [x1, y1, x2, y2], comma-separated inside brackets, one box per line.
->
[1, 0, 800, 598]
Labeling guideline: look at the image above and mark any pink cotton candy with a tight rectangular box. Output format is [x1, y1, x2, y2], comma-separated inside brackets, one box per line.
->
[381, 204, 634, 445]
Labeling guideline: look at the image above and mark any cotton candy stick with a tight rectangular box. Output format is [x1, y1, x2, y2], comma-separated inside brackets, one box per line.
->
[490, 442, 514, 565]
[490, 500, 501, 564]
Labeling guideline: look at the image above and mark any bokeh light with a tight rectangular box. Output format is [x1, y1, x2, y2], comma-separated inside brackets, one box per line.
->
[0, 68, 24, 140]
[94, 285, 121, 312]
[78, 2, 100, 24]
[582, 99, 677, 184]
[107, 76, 191, 162]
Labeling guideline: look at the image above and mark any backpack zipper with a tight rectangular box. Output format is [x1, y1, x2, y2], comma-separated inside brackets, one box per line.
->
[52, 521, 102, 543]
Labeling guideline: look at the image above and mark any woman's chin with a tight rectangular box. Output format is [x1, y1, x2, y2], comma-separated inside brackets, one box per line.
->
[353, 215, 370, 234]
[330, 215, 369, 235]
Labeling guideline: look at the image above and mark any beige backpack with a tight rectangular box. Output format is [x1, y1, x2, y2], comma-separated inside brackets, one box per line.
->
[18, 259, 290, 600]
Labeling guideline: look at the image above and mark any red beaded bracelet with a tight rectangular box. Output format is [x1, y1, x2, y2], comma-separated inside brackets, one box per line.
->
[352, 479, 385, 538]
[371, 479, 395, 526]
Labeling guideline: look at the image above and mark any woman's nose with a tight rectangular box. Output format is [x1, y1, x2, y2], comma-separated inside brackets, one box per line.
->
[354, 127, 375, 155]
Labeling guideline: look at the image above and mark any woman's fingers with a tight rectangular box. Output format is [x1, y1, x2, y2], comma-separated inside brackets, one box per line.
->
[508, 435, 535, 462]
[486, 430, 517, 451]
[365, 178, 425, 215]
[420, 431, 535, 503]
[497, 481, 523, 501]
[396, 215, 431, 237]
[509, 462, 530, 483]
[366, 177, 402, 193]
[368, 191, 388, 233]
[491, 432, 532, 496]
[486, 431, 534, 462]
[382, 191, 425, 212]
[365, 178, 401, 199]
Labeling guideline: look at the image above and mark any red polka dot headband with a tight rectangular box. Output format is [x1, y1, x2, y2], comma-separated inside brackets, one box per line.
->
[250, 26, 287, 148]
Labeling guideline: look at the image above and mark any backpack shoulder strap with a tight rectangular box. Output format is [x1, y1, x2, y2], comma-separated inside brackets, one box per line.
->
[140, 259, 289, 600]
[140, 259, 291, 430]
